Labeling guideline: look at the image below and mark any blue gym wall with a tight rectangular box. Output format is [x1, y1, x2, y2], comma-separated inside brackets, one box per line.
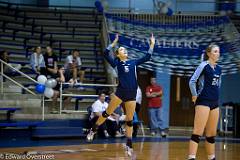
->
[1, 0, 240, 13]
[0, 0, 37, 4]
[49, 0, 155, 12]
[49, 0, 95, 7]
[176, 0, 215, 13]
[220, 73, 240, 104]
[48, 0, 214, 13]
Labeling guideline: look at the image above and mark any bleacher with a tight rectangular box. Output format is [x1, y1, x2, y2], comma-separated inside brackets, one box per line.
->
[0, 2, 110, 115]
[0, 107, 43, 136]
[0, 3, 105, 84]
[0, 2, 109, 138]
[0, 4, 108, 84]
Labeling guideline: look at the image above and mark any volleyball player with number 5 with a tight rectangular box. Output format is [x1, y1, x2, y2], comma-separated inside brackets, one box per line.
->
[87, 33, 155, 157]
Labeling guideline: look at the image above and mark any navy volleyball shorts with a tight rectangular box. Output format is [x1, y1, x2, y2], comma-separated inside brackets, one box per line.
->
[195, 98, 219, 110]
[115, 88, 137, 102]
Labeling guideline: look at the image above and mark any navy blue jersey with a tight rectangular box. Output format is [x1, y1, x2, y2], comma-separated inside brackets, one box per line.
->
[104, 45, 153, 90]
[189, 61, 222, 101]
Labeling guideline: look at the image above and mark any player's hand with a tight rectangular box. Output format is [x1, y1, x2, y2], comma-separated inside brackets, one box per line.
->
[114, 34, 119, 42]
[150, 33, 155, 46]
[192, 96, 197, 104]
[112, 34, 119, 47]
[150, 33, 155, 50]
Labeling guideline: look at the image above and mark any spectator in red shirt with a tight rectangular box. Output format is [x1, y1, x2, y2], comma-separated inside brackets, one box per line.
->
[146, 77, 166, 137]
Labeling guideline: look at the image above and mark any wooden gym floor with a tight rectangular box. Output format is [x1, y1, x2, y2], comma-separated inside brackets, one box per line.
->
[0, 136, 239, 160]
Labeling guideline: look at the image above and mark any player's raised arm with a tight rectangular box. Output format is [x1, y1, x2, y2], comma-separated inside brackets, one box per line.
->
[136, 33, 155, 65]
[104, 34, 119, 68]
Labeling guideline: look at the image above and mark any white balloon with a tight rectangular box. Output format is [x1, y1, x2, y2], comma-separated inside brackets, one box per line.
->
[37, 75, 47, 85]
[51, 79, 57, 88]
[44, 87, 54, 98]
[161, 6, 168, 14]
[45, 78, 57, 88]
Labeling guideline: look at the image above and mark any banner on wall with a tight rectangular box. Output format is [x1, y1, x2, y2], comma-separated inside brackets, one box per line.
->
[105, 14, 240, 76]
[106, 14, 231, 58]
[108, 33, 228, 58]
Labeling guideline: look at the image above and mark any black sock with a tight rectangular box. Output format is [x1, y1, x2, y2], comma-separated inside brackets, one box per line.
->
[126, 138, 132, 148]
[92, 124, 98, 132]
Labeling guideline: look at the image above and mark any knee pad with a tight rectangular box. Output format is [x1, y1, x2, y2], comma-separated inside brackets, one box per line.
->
[126, 120, 133, 127]
[102, 111, 110, 118]
[191, 134, 200, 143]
[206, 136, 215, 144]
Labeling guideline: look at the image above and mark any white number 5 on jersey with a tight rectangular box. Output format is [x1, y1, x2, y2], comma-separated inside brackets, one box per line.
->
[124, 66, 129, 72]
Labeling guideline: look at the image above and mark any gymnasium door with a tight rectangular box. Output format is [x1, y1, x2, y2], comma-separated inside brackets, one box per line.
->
[137, 69, 153, 125]
[170, 76, 194, 126]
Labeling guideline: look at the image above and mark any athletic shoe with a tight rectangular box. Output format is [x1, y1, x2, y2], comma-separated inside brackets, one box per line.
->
[104, 130, 110, 138]
[125, 145, 133, 157]
[151, 132, 156, 136]
[86, 128, 96, 142]
[161, 131, 167, 138]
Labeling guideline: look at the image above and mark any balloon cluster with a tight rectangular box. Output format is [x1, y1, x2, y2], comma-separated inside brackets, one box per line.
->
[35, 75, 57, 98]
[157, 0, 173, 16]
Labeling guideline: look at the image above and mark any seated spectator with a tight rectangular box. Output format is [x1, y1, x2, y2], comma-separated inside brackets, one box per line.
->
[50, 67, 73, 113]
[90, 92, 122, 138]
[64, 49, 85, 83]
[0, 50, 22, 75]
[30, 46, 45, 75]
[44, 46, 58, 78]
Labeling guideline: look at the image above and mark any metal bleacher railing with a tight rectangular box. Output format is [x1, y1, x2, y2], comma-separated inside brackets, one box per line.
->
[0, 2, 106, 120]
[0, 58, 47, 121]
[0, 58, 37, 95]
[0, 1, 116, 115]
[59, 83, 117, 114]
